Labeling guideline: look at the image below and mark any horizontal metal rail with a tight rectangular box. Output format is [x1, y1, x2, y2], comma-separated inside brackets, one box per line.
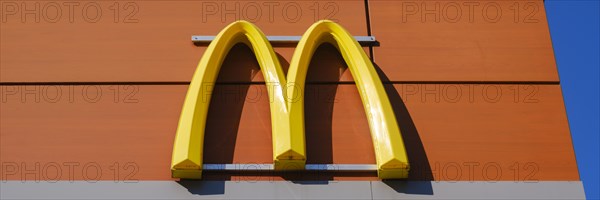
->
[203, 164, 377, 172]
[192, 35, 379, 46]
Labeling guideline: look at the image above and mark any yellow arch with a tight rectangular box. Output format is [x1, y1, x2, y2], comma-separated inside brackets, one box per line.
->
[171, 20, 409, 179]
[170, 20, 297, 179]
[287, 21, 409, 179]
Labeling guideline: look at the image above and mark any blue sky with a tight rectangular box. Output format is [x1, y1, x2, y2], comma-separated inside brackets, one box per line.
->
[545, 1, 600, 199]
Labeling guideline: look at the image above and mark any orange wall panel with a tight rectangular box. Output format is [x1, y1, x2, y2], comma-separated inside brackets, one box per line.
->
[369, 0, 559, 82]
[0, 0, 368, 83]
[0, 84, 577, 181]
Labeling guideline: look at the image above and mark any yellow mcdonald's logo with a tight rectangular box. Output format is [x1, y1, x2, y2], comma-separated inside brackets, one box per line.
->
[171, 20, 409, 179]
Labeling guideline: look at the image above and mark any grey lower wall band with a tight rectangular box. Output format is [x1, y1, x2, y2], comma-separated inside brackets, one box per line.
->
[1, 181, 585, 199]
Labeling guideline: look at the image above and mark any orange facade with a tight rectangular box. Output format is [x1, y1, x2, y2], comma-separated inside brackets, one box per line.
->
[0, 0, 578, 181]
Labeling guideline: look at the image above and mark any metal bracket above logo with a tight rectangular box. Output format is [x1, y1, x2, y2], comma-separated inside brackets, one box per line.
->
[192, 35, 380, 46]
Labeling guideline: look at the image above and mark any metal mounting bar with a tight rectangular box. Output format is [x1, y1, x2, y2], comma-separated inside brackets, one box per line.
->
[192, 35, 379, 46]
[202, 164, 377, 172]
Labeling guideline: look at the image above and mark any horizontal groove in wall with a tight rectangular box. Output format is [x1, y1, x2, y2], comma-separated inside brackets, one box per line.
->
[0, 81, 560, 86]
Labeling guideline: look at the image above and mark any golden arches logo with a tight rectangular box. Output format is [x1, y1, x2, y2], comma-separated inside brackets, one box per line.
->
[171, 20, 409, 179]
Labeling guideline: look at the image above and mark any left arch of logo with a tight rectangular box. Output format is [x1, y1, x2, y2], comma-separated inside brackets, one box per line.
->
[171, 20, 409, 179]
